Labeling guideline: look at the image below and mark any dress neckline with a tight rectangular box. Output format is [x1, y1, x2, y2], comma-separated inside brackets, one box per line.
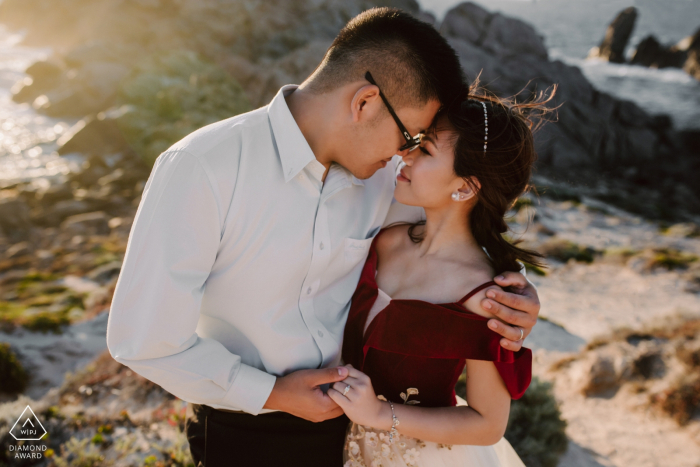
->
[370, 230, 497, 308]
[361, 230, 498, 339]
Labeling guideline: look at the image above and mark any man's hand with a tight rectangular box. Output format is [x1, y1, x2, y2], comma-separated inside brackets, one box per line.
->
[263, 367, 349, 422]
[481, 271, 540, 351]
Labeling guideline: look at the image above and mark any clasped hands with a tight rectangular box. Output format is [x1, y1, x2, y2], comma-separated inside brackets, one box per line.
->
[263, 272, 539, 422]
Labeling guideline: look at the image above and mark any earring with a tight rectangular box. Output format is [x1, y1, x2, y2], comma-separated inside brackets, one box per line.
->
[451, 192, 463, 201]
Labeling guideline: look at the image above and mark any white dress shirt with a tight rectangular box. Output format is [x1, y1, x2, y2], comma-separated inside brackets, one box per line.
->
[106, 85, 419, 415]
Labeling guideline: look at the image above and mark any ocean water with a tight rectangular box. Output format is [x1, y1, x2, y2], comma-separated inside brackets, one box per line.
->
[0, 25, 77, 187]
[419, 0, 700, 130]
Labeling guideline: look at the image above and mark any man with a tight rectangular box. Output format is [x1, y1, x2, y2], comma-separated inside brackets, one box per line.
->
[106, 8, 540, 466]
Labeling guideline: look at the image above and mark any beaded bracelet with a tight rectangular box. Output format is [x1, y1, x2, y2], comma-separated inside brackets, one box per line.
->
[388, 401, 400, 442]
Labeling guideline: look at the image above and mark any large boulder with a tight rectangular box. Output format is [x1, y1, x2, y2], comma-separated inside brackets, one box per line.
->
[588, 7, 638, 63]
[631, 36, 687, 69]
[58, 110, 133, 158]
[11, 58, 65, 104]
[33, 61, 130, 117]
[60, 211, 111, 236]
[440, 2, 547, 60]
[443, 23, 665, 170]
[683, 27, 700, 80]
[0, 195, 32, 238]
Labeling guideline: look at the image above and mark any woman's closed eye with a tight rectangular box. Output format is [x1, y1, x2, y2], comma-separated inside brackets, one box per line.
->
[419, 146, 431, 155]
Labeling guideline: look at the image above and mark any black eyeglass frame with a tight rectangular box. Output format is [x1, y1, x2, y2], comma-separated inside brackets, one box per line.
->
[365, 71, 422, 152]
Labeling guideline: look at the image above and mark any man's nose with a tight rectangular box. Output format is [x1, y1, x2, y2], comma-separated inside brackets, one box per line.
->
[396, 147, 411, 159]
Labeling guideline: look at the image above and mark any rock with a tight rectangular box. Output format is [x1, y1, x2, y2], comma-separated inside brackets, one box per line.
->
[589, 7, 638, 63]
[683, 27, 700, 80]
[86, 260, 122, 284]
[58, 111, 133, 158]
[60, 211, 111, 236]
[0, 197, 32, 237]
[6, 241, 30, 259]
[33, 61, 130, 118]
[440, 3, 547, 59]
[576, 354, 620, 396]
[11, 58, 65, 104]
[480, 13, 547, 60]
[631, 35, 687, 69]
[414, 10, 436, 27]
[67, 156, 112, 189]
[64, 40, 130, 67]
[35, 183, 74, 204]
[440, 2, 492, 45]
[31, 199, 92, 227]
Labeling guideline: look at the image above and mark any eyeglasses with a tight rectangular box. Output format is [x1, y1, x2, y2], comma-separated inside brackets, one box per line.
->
[365, 71, 422, 152]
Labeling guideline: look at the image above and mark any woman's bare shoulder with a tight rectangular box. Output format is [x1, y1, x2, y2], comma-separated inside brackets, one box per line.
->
[376, 224, 413, 254]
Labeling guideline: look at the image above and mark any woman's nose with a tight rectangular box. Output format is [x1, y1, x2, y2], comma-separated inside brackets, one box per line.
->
[401, 150, 415, 166]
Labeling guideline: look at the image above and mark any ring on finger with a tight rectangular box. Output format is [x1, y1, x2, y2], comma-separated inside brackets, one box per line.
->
[342, 384, 351, 396]
[517, 327, 524, 340]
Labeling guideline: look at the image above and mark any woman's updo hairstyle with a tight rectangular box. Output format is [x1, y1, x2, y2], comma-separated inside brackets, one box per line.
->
[445, 83, 557, 274]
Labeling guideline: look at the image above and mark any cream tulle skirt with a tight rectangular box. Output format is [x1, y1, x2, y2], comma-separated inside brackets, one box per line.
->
[342, 397, 525, 467]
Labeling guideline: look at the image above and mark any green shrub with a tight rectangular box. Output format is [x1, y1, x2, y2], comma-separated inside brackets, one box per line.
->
[0, 301, 27, 327]
[504, 377, 568, 467]
[52, 437, 105, 467]
[511, 197, 534, 212]
[647, 248, 697, 270]
[117, 50, 251, 166]
[23, 310, 70, 333]
[455, 375, 568, 466]
[540, 238, 597, 264]
[652, 376, 700, 426]
[535, 185, 581, 204]
[0, 342, 29, 394]
[524, 263, 547, 276]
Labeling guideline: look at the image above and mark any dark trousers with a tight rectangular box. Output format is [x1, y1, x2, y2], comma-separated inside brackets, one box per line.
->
[185, 404, 349, 467]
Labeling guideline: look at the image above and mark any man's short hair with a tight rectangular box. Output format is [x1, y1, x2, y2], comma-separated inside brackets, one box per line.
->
[307, 7, 466, 110]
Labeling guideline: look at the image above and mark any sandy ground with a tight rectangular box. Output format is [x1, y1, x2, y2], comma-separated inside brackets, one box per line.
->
[517, 197, 700, 467]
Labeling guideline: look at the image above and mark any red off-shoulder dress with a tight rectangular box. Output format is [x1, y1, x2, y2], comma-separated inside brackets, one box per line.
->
[342, 231, 532, 408]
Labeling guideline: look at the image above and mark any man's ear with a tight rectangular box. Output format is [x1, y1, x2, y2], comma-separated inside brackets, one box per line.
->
[351, 84, 382, 123]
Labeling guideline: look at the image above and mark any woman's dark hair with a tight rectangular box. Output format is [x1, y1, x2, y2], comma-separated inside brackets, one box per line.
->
[411, 82, 557, 274]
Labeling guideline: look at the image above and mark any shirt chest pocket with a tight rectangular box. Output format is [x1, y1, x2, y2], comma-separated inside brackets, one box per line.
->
[343, 237, 373, 263]
[327, 236, 375, 304]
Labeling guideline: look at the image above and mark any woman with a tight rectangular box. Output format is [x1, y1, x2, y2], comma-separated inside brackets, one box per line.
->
[329, 87, 555, 467]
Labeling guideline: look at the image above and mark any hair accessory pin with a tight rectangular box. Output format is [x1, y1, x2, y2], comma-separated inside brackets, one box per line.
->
[480, 101, 488, 154]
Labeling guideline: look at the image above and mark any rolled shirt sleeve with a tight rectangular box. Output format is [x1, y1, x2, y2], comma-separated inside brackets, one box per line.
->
[106, 149, 277, 415]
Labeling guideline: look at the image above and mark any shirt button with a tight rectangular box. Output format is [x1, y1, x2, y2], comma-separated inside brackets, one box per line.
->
[307, 287, 312, 295]
[318, 330, 324, 338]
[319, 242, 324, 250]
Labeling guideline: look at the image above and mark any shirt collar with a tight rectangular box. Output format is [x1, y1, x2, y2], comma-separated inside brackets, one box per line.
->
[267, 85, 325, 182]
